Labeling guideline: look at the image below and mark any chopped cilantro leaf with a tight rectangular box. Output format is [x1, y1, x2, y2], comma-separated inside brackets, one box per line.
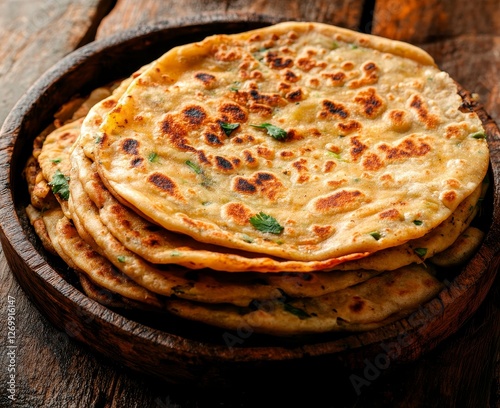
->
[328, 151, 342, 160]
[117, 256, 126, 263]
[413, 220, 423, 226]
[148, 152, 159, 163]
[369, 231, 382, 241]
[220, 122, 240, 136]
[48, 170, 70, 200]
[414, 248, 428, 258]
[470, 131, 486, 139]
[249, 212, 284, 234]
[185, 160, 202, 174]
[51, 158, 62, 164]
[251, 123, 288, 140]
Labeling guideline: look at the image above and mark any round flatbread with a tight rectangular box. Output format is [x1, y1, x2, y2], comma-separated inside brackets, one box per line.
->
[94, 21, 489, 261]
[21, 21, 490, 337]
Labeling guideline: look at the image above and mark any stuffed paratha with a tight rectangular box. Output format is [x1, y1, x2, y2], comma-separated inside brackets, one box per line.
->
[30, 117, 384, 307]
[95, 21, 489, 261]
[69, 151, 383, 305]
[77, 138, 484, 272]
[167, 264, 444, 336]
[22, 21, 490, 337]
[75, 74, 366, 272]
[75, 144, 365, 271]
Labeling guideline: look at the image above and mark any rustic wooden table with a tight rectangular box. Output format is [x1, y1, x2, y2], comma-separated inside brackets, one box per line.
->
[0, 1, 498, 407]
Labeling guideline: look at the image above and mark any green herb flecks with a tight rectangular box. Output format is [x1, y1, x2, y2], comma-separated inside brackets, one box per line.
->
[117, 256, 126, 263]
[185, 160, 214, 188]
[369, 231, 382, 241]
[51, 158, 62, 164]
[327, 151, 342, 160]
[251, 123, 288, 140]
[414, 248, 428, 258]
[470, 131, 486, 139]
[48, 170, 70, 200]
[253, 47, 269, 61]
[185, 160, 203, 174]
[283, 303, 311, 320]
[220, 122, 240, 136]
[201, 178, 215, 189]
[148, 152, 159, 163]
[229, 81, 241, 92]
[413, 220, 423, 226]
[241, 234, 254, 243]
[249, 212, 284, 235]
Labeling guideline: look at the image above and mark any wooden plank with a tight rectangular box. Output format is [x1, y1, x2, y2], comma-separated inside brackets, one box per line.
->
[371, 0, 500, 43]
[96, 0, 366, 38]
[0, 0, 114, 126]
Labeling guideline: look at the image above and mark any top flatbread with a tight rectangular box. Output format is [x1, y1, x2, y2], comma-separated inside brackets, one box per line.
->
[94, 21, 489, 262]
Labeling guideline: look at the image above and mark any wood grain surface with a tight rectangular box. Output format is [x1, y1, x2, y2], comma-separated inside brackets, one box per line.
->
[0, 1, 498, 407]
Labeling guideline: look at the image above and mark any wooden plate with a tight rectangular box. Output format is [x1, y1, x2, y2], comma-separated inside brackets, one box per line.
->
[0, 15, 498, 389]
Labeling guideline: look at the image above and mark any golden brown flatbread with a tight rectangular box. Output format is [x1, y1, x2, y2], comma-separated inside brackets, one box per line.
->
[167, 264, 444, 336]
[22, 21, 489, 336]
[95, 21, 489, 262]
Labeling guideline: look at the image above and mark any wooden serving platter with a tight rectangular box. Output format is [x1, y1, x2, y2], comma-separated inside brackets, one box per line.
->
[0, 16, 498, 388]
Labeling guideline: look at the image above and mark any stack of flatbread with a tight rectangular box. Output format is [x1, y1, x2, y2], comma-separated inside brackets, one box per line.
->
[23, 22, 490, 336]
